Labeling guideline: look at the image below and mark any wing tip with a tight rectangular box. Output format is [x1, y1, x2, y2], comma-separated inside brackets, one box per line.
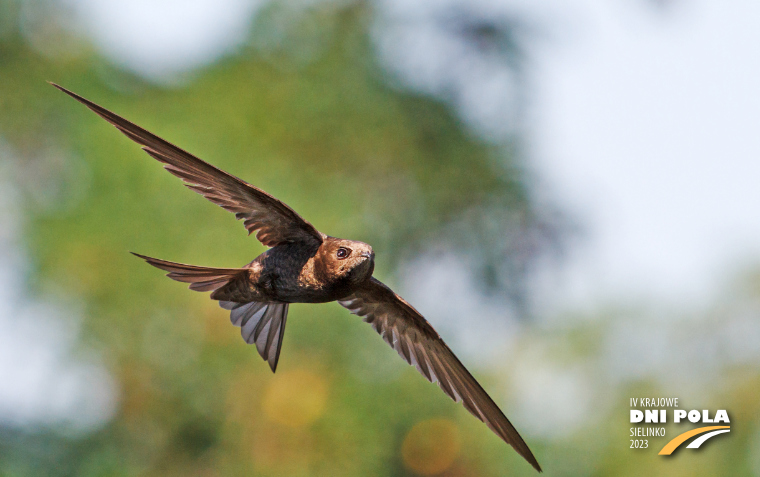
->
[505, 432, 542, 472]
[527, 454, 542, 473]
[130, 251, 151, 261]
[50, 82, 88, 104]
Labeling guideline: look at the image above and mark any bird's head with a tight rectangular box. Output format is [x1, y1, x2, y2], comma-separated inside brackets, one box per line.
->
[320, 237, 375, 283]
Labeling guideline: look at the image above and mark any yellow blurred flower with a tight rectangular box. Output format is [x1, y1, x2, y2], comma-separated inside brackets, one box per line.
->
[401, 418, 461, 475]
[262, 368, 328, 427]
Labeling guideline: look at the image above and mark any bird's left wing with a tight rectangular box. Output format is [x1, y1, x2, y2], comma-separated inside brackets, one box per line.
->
[52, 83, 323, 249]
[339, 277, 541, 472]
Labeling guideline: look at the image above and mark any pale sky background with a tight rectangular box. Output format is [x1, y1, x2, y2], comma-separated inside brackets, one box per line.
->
[3, 0, 760, 433]
[522, 0, 760, 312]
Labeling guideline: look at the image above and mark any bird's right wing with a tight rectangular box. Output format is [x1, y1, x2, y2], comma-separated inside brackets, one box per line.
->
[52, 83, 323, 249]
[339, 277, 541, 472]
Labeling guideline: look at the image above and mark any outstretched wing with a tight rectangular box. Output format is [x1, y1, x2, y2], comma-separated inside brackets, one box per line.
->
[130, 252, 251, 293]
[339, 277, 541, 472]
[52, 83, 323, 248]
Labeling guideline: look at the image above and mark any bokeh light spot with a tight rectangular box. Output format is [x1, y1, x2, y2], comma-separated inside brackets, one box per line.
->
[262, 368, 328, 427]
[401, 418, 461, 475]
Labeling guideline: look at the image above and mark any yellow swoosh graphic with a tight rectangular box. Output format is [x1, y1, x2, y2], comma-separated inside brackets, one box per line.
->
[658, 426, 730, 455]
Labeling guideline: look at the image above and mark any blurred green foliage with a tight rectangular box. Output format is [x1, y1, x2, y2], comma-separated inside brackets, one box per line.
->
[0, 2, 549, 476]
[1, 1, 758, 477]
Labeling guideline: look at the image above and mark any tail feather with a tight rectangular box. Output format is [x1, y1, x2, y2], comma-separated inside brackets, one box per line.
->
[220, 300, 289, 372]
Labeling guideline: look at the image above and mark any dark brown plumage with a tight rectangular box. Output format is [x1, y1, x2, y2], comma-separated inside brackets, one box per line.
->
[52, 82, 542, 472]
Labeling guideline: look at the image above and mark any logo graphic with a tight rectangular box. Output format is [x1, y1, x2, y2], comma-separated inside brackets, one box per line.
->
[658, 426, 731, 455]
[628, 398, 732, 457]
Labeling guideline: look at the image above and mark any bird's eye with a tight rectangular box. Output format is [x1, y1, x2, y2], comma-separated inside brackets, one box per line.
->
[336, 247, 350, 259]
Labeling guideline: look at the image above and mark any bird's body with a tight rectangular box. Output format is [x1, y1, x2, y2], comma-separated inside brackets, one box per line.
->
[183, 237, 376, 305]
[53, 83, 541, 473]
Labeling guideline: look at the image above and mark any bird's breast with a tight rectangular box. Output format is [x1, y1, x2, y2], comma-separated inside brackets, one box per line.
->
[251, 247, 331, 303]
